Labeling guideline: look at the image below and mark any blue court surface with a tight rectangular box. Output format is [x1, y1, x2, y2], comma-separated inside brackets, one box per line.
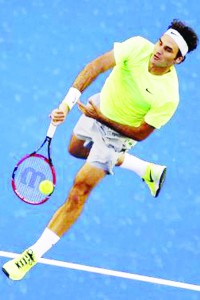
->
[0, 1, 200, 299]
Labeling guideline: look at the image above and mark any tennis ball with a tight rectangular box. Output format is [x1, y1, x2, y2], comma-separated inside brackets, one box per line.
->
[39, 180, 54, 195]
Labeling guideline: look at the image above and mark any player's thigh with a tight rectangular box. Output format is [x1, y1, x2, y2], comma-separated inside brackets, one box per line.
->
[68, 134, 91, 158]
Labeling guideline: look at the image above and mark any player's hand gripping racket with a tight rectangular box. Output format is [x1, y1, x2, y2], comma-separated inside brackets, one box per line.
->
[12, 123, 57, 205]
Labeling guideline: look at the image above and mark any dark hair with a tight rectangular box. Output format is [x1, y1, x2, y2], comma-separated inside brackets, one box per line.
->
[168, 19, 199, 57]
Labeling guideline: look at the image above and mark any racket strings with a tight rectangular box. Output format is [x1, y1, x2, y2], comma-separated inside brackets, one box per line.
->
[13, 155, 55, 204]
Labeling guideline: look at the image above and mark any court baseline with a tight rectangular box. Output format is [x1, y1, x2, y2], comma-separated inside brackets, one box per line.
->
[0, 250, 199, 292]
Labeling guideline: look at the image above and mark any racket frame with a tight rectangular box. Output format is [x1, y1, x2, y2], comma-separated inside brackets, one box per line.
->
[11, 124, 57, 205]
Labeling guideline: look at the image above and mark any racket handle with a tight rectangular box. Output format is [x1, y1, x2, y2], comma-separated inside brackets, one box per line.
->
[47, 123, 57, 138]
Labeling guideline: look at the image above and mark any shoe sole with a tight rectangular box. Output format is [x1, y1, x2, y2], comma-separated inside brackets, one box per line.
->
[2, 267, 24, 281]
[155, 167, 167, 198]
[2, 267, 10, 278]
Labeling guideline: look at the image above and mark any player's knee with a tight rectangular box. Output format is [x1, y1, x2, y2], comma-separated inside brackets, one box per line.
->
[68, 143, 90, 159]
[74, 180, 92, 198]
[68, 180, 92, 209]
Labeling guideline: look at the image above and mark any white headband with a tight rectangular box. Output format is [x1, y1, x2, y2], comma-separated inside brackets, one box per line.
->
[165, 28, 188, 56]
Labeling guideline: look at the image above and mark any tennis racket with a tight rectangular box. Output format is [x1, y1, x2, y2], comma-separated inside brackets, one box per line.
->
[12, 123, 57, 205]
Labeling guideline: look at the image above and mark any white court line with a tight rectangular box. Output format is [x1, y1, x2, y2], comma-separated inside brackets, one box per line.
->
[0, 250, 200, 292]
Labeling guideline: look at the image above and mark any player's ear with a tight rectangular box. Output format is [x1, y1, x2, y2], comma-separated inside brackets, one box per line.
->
[174, 56, 184, 64]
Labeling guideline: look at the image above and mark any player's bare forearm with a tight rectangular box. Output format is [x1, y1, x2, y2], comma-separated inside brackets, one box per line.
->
[78, 100, 155, 141]
[98, 116, 155, 141]
[51, 50, 115, 125]
[72, 50, 115, 92]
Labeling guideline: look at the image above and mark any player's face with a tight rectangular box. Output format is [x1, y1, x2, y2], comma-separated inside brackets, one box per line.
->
[150, 34, 182, 67]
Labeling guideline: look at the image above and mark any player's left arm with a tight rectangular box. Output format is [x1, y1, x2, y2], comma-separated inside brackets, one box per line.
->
[78, 100, 155, 141]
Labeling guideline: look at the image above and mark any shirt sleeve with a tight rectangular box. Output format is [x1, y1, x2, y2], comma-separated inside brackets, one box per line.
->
[114, 36, 148, 64]
[144, 100, 179, 129]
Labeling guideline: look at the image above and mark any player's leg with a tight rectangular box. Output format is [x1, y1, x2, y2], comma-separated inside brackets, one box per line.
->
[2, 162, 106, 280]
[47, 162, 106, 237]
[117, 152, 166, 197]
[68, 134, 91, 159]
[68, 106, 96, 159]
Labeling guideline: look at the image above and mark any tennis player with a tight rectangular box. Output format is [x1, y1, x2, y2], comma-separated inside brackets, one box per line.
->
[2, 19, 198, 280]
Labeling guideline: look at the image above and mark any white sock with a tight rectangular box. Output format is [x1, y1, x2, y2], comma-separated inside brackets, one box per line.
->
[119, 153, 149, 177]
[29, 228, 60, 259]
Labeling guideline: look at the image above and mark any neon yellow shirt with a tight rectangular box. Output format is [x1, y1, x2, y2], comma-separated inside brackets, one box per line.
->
[100, 36, 179, 129]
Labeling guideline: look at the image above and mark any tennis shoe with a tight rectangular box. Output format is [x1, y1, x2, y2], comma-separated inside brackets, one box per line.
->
[2, 249, 37, 280]
[142, 163, 166, 197]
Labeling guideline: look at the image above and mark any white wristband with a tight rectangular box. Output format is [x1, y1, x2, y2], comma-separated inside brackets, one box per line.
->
[62, 87, 81, 110]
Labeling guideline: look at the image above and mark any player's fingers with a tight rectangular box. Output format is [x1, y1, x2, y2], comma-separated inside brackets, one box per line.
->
[51, 109, 65, 117]
[77, 101, 86, 110]
[53, 110, 65, 116]
[78, 106, 85, 114]
[54, 113, 65, 119]
[51, 120, 63, 126]
[50, 112, 66, 124]
[88, 100, 95, 107]
[77, 102, 87, 114]
[50, 116, 65, 125]
[88, 100, 100, 114]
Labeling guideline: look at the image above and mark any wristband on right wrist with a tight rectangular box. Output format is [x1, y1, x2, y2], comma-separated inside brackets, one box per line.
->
[62, 87, 81, 110]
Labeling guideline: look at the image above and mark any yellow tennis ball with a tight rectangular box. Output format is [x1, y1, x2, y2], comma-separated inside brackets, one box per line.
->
[39, 180, 54, 195]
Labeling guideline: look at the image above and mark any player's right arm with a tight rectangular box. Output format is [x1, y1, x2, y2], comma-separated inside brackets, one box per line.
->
[50, 50, 116, 125]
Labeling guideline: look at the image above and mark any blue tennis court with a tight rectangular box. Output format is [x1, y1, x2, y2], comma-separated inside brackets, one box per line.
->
[0, 1, 200, 299]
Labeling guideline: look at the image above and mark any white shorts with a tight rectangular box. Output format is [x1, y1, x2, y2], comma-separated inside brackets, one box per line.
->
[73, 94, 137, 174]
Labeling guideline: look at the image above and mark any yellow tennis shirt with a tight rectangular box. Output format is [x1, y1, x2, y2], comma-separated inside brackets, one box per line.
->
[100, 36, 179, 129]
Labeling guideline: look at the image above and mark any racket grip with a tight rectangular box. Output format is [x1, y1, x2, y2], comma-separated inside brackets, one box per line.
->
[47, 123, 57, 138]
